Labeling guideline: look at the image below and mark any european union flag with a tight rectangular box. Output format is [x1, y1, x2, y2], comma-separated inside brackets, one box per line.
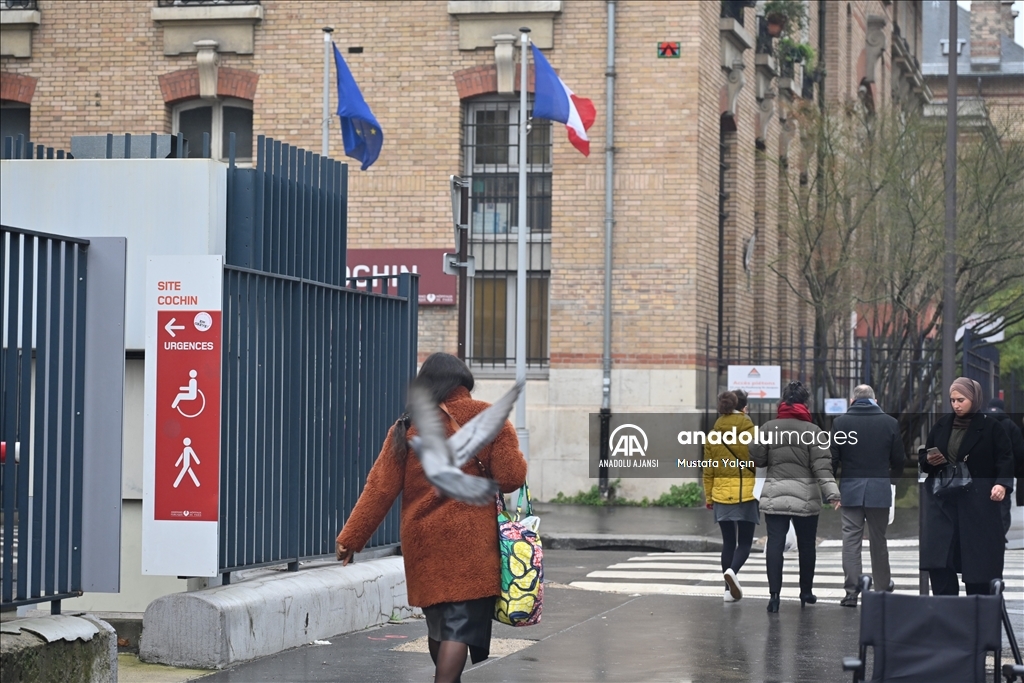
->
[333, 43, 382, 170]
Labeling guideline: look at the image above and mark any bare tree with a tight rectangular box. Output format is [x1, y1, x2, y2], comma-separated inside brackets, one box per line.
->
[771, 103, 1024, 441]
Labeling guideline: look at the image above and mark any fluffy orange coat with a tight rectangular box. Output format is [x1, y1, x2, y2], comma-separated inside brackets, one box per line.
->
[336, 386, 527, 607]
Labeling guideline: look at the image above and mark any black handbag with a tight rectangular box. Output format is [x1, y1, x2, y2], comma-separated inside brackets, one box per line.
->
[931, 456, 973, 499]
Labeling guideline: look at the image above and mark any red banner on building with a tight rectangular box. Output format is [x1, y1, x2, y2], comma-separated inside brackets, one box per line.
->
[154, 309, 221, 521]
[346, 248, 456, 305]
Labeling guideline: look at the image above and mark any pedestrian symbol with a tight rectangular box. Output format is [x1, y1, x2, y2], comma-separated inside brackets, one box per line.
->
[174, 437, 201, 488]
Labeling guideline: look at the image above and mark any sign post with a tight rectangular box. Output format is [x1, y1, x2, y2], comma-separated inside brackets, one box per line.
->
[142, 256, 222, 577]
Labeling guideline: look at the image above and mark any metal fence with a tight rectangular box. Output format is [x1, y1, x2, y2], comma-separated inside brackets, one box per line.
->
[704, 325, 1016, 453]
[1, 226, 89, 610]
[227, 135, 347, 286]
[3, 136, 72, 160]
[219, 136, 415, 576]
[219, 267, 417, 577]
[3, 132, 196, 160]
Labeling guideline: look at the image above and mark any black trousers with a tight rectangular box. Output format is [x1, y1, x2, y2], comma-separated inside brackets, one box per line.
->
[719, 521, 756, 575]
[928, 568, 990, 596]
[765, 513, 819, 595]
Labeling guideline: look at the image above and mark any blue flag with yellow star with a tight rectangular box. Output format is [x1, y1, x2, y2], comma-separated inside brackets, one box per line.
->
[333, 43, 382, 170]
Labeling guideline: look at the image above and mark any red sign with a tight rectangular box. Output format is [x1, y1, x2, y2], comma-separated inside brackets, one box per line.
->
[154, 310, 221, 522]
[346, 249, 456, 305]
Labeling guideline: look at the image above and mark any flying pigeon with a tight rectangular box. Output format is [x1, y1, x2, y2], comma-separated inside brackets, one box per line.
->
[408, 380, 524, 506]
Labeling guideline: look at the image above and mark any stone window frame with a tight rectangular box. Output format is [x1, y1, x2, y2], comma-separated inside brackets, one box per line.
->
[448, 1, 561, 51]
[151, 1, 264, 56]
[0, 2, 41, 59]
[172, 96, 253, 162]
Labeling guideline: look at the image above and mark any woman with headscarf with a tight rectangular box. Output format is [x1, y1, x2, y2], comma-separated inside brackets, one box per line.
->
[920, 377, 1014, 595]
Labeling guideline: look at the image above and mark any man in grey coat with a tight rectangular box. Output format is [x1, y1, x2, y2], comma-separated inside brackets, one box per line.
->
[830, 385, 905, 606]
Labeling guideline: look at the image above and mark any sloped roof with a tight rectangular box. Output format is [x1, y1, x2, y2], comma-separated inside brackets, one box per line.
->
[922, 2, 1024, 76]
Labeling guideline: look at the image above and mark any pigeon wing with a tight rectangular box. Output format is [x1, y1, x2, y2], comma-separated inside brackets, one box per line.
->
[449, 380, 524, 468]
[407, 386, 454, 480]
[408, 386, 498, 506]
[426, 467, 499, 506]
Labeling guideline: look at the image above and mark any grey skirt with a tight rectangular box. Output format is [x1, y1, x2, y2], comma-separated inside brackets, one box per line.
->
[714, 499, 760, 525]
[423, 596, 495, 664]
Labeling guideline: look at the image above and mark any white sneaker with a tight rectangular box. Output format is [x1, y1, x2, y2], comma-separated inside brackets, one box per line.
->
[724, 568, 743, 600]
[723, 588, 737, 603]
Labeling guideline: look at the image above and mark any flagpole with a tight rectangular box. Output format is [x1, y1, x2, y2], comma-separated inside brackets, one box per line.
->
[322, 26, 334, 157]
[516, 27, 531, 461]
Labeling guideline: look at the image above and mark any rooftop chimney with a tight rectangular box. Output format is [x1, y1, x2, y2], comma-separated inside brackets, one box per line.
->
[1001, 0, 1018, 41]
[970, 0, 1003, 70]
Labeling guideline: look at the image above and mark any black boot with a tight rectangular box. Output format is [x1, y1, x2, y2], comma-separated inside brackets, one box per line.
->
[799, 592, 817, 607]
[767, 593, 780, 613]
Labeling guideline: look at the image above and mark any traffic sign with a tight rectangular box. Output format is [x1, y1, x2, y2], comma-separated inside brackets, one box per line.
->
[143, 256, 222, 577]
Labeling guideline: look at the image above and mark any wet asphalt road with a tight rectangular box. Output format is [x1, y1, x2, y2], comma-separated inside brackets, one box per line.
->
[195, 550, 869, 683]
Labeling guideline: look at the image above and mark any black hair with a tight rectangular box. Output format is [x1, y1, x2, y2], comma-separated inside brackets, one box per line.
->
[733, 389, 748, 411]
[391, 353, 475, 462]
[988, 398, 1005, 411]
[717, 391, 738, 415]
[782, 381, 810, 406]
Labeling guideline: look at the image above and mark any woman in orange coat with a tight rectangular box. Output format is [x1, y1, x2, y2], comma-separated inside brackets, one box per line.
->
[336, 353, 527, 683]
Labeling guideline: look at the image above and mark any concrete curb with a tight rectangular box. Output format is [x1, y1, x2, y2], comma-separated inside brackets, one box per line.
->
[0, 613, 117, 683]
[544, 533, 724, 553]
[139, 557, 414, 669]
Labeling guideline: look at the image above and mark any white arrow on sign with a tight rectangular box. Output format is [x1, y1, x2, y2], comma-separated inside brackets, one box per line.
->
[165, 318, 186, 338]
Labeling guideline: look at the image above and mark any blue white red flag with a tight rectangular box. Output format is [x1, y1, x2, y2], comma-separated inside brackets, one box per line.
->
[530, 44, 596, 156]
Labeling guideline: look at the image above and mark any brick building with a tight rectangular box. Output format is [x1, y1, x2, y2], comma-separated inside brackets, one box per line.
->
[922, 0, 1023, 138]
[1, 0, 927, 502]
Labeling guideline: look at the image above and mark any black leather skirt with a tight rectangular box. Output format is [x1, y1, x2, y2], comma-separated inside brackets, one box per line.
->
[422, 596, 495, 664]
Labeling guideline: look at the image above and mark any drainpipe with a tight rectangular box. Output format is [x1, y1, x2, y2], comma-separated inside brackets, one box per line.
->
[599, 0, 617, 498]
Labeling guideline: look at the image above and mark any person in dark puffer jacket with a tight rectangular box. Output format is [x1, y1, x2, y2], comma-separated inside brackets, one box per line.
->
[749, 381, 840, 614]
[987, 398, 1023, 521]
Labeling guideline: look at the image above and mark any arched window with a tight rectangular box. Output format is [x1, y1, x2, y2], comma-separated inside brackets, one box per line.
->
[172, 97, 252, 161]
[0, 101, 31, 148]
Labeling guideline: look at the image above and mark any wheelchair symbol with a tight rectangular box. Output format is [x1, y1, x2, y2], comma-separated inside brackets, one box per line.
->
[171, 370, 206, 418]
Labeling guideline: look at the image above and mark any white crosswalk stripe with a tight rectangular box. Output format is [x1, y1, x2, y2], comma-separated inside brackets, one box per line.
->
[569, 545, 1024, 604]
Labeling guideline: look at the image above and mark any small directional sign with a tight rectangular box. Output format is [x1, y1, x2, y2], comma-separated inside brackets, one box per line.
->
[658, 41, 680, 58]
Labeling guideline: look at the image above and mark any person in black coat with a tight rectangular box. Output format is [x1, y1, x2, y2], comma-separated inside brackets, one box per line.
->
[830, 385, 904, 606]
[920, 377, 1014, 596]
[987, 398, 1024, 514]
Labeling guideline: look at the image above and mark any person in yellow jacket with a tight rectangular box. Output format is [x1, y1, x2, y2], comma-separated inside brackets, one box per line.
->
[703, 390, 758, 602]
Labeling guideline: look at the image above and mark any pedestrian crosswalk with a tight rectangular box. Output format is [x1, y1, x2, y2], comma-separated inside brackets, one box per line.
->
[569, 543, 1024, 603]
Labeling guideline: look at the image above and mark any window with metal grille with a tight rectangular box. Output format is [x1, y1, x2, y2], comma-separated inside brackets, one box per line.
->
[462, 97, 551, 370]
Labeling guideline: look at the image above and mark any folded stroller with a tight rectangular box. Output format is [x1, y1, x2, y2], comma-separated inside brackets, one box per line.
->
[842, 575, 1024, 683]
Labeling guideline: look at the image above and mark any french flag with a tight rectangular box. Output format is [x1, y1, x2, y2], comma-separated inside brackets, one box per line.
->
[530, 44, 596, 157]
